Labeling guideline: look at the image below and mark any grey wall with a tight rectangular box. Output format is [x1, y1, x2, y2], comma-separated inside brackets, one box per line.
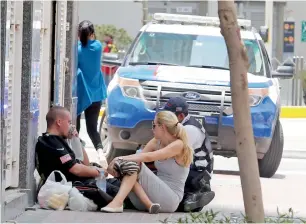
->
[78, 1, 143, 38]
[78, 1, 306, 59]
[78, 1, 208, 39]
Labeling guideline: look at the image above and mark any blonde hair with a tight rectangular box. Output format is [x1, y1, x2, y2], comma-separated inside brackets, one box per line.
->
[156, 111, 193, 167]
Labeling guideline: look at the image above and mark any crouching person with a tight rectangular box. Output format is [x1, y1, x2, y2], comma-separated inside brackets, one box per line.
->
[162, 97, 215, 212]
[35, 106, 112, 209]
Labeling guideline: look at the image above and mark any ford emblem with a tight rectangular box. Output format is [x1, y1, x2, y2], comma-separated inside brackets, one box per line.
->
[182, 92, 201, 100]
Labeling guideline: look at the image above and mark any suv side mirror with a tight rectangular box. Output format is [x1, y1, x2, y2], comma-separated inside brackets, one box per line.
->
[259, 26, 269, 43]
[272, 65, 294, 79]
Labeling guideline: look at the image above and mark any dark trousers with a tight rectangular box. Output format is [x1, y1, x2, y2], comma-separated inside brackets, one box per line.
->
[77, 101, 103, 150]
[184, 169, 211, 194]
[176, 169, 211, 212]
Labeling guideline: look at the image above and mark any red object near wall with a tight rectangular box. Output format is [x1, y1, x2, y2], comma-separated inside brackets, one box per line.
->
[101, 64, 118, 76]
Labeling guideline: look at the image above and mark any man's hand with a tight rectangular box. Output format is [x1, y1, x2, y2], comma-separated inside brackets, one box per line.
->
[68, 125, 78, 139]
[95, 167, 109, 177]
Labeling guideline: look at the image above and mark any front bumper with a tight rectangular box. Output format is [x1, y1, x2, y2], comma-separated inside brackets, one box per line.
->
[108, 120, 272, 159]
[107, 85, 278, 158]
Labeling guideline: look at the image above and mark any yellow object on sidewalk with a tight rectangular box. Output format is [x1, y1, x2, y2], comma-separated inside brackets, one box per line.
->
[281, 106, 306, 118]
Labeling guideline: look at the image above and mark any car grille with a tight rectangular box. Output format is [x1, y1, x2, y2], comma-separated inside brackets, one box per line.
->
[140, 80, 232, 115]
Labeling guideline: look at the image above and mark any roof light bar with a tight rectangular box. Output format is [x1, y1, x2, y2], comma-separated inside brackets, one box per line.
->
[153, 13, 251, 28]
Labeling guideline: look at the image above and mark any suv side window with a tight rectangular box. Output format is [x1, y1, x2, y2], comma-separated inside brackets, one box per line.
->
[258, 40, 272, 78]
[123, 32, 142, 65]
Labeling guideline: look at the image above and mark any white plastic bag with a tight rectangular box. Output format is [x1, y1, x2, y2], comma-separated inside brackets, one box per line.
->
[68, 187, 97, 211]
[38, 170, 72, 210]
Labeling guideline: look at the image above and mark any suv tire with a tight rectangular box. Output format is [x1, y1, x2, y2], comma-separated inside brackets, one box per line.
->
[258, 119, 284, 178]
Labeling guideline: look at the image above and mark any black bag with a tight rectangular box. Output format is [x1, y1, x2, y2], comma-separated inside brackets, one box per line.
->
[72, 179, 113, 209]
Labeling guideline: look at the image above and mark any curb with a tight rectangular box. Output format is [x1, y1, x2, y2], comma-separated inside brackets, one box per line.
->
[99, 106, 306, 118]
[280, 106, 306, 118]
[282, 149, 306, 160]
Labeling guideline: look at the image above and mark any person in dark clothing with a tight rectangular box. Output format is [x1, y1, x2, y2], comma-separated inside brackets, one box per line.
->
[36, 106, 101, 182]
[162, 97, 215, 212]
[35, 106, 118, 209]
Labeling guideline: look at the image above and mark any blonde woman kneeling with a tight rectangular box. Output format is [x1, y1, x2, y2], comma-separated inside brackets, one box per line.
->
[101, 111, 193, 213]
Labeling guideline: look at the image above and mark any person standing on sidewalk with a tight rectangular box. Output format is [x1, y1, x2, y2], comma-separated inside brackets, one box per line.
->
[77, 20, 107, 167]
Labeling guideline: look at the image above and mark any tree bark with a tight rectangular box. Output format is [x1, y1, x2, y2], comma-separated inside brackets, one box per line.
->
[217, 1, 265, 222]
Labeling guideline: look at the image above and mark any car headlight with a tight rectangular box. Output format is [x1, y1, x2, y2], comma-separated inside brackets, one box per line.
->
[248, 88, 269, 106]
[249, 95, 262, 106]
[108, 75, 146, 100]
[122, 86, 142, 98]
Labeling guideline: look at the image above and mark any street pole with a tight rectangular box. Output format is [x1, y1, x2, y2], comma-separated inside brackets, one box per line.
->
[265, 0, 274, 58]
[142, 0, 148, 26]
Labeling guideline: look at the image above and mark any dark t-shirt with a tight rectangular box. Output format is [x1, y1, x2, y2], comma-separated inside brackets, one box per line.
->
[35, 133, 85, 182]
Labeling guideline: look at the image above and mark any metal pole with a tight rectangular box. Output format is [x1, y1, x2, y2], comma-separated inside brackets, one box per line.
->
[265, 0, 274, 58]
[142, 0, 148, 26]
[294, 57, 300, 106]
[0, 0, 7, 222]
[299, 57, 304, 105]
[291, 56, 297, 105]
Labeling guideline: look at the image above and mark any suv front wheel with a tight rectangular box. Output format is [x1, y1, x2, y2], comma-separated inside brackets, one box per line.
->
[258, 119, 284, 178]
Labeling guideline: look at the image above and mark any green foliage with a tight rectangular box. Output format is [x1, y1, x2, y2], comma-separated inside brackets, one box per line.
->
[94, 24, 133, 51]
[161, 208, 306, 223]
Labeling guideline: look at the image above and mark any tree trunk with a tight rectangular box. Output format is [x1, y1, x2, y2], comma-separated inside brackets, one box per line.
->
[217, 1, 265, 222]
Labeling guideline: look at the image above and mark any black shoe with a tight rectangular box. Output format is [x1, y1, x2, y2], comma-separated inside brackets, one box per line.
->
[183, 191, 215, 212]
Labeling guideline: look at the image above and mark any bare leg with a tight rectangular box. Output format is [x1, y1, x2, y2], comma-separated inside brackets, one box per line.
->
[132, 181, 161, 214]
[105, 173, 138, 208]
[132, 181, 152, 209]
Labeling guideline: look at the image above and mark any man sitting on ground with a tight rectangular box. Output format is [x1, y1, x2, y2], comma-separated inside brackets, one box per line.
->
[35, 106, 102, 183]
[162, 97, 215, 212]
[35, 106, 114, 208]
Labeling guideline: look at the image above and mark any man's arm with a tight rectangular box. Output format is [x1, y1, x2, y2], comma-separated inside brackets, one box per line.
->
[82, 148, 90, 166]
[69, 163, 99, 178]
[53, 145, 99, 178]
[183, 125, 203, 150]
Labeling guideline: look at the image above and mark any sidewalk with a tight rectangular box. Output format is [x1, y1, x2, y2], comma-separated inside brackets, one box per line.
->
[11, 119, 306, 223]
[12, 172, 306, 223]
[13, 209, 184, 223]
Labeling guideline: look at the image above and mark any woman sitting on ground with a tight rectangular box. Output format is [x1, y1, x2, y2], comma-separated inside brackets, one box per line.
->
[101, 111, 193, 213]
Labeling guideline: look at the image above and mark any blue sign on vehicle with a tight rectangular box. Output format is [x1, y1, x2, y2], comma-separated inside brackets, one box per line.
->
[283, 21, 295, 53]
[205, 116, 219, 125]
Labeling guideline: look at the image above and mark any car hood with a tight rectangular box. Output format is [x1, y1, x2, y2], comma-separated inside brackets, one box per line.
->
[116, 65, 273, 88]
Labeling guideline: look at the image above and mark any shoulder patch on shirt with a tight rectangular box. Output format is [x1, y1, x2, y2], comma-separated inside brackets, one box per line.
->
[60, 154, 72, 164]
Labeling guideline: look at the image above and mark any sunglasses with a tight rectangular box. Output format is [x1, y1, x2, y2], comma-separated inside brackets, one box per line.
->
[152, 121, 160, 129]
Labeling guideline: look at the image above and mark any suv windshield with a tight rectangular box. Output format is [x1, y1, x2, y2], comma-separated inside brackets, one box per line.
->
[130, 31, 264, 76]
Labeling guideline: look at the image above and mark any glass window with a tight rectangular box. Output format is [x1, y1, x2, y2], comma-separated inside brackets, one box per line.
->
[130, 31, 265, 76]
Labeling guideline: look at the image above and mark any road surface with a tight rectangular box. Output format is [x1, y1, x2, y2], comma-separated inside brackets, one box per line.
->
[13, 118, 306, 223]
